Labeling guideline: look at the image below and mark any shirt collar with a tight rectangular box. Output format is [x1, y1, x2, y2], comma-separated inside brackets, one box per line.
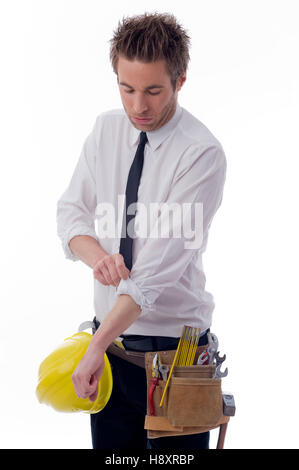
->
[129, 103, 182, 151]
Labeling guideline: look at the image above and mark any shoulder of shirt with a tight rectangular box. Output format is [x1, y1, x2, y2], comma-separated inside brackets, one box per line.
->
[91, 109, 130, 143]
[178, 107, 224, 153]
[89, 109, 130, 147]
[94, 108, 127, 126]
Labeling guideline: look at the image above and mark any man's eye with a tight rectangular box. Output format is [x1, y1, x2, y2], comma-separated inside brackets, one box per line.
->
[124, 89, 161, 95]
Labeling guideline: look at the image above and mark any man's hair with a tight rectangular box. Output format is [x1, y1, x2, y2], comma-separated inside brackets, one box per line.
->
[109, 12, 191, 89]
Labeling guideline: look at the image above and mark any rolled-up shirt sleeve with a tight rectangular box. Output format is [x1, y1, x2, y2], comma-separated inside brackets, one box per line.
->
[56, 119, 99, 261]
[116, 143, 227, 312]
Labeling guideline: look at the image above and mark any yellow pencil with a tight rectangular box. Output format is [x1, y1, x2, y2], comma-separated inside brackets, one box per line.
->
[189, 328, 201, 365]
[159, 337, 182, 407]
[181, 326, 190, 365]
[178, 325, 188, 365]
[176, 326, 185, 365]
[185, 328, 193, 365]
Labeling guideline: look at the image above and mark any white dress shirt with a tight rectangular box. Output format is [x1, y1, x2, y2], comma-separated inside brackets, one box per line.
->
[57, 104, 227, 337]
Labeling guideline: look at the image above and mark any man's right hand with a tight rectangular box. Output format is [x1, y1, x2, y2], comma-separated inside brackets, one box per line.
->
[93, 253, 130, 287]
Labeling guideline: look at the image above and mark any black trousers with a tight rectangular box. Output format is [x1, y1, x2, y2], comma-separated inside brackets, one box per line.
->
[90, 329, 210, 450]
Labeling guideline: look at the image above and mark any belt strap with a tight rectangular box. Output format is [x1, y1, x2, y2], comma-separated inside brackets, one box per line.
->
[106, 341, 146, 368]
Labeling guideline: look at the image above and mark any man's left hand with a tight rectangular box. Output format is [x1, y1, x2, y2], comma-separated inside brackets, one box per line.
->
[71, 343, 106, 402]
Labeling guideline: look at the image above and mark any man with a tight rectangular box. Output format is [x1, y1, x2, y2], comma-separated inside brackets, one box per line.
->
[57, 12, 227, 449]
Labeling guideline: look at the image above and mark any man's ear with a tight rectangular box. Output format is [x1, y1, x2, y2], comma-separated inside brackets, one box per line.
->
[177, 72, 187, 91]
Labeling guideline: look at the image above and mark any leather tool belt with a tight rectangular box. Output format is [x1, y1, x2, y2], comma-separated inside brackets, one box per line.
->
[143, 348, 230, 443]
[79, 319, 231, 448]
[106, 340, 230, 447]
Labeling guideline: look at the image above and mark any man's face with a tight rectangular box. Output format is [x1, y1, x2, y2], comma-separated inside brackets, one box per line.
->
[117, 56, 186, 132]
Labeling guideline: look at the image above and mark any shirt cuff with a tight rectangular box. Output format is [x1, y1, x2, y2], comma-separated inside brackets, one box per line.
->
[60, 225, 99, 261]
[115, 278, 156, 313]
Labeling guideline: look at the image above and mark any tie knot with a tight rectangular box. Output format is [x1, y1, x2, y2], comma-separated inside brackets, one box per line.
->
[139, 131, 148, 146]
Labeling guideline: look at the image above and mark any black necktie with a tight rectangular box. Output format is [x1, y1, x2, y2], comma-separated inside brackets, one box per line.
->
[119, 131, 148, 271]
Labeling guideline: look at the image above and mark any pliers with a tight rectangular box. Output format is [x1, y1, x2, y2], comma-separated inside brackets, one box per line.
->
[148, 353, 161, 416]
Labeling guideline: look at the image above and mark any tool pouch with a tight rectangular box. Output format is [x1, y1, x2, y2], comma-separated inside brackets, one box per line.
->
[144, 348, 229, 439]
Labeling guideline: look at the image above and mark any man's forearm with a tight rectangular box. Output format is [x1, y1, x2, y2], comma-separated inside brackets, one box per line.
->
[71, 294, 141, 400]
[69, 236, 141, 351]
[91, 294, 142, 352]
[69, 235, 107, 268]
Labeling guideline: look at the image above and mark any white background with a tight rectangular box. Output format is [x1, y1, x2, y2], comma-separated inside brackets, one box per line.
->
[0, 0, 298, 449]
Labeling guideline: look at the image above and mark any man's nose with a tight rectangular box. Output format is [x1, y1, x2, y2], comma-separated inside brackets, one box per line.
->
[133, 94, 149, 115]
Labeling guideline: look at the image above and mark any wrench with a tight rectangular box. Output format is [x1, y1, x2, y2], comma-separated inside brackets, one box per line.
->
[214, 364, 228, 378]
[214, 351, 228, 378]
[207, 332, 219, 365]
[159, 364, 169, 381]
[215, 351, 226, 365]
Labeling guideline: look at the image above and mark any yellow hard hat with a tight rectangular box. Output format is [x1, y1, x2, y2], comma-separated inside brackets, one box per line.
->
[36, 332, 113, 414]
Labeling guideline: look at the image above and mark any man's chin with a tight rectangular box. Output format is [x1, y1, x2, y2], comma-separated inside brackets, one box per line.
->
[128, 116, 157, 132]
